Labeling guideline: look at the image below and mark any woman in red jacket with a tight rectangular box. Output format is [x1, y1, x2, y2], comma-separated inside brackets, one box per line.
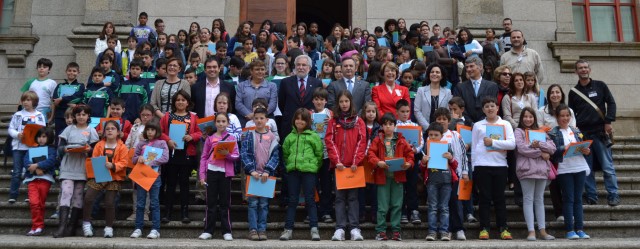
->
[372, 62, 410, 120]
[325, 90, 367, 241]
[159, 90, 202, 224]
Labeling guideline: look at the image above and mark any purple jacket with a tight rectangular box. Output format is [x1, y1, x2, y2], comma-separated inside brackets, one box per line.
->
[515, 128, 556, 180]
[199, 131, 240, 179]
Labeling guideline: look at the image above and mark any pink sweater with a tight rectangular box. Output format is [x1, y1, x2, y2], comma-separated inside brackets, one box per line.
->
[514, 128, 556, 180]
[198, 131, 240, 179]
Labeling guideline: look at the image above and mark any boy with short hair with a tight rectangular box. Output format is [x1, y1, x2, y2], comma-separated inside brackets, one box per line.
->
[420, 122, 459, 241]
[137, 50, 156, 79]
[272, 40, 284, 58]
[83, 66, 114, 118]
[287, 36, 300, 50]
[183, 68, 198, 86]
[374, 27, 384, 38]
[395, 99, 423, 225]
[121, 35, 138, 78]
[308, 22, 324, 52]
[21, 58, 57, 121]
[244, 98, 279, 139]
[241, 107, 280, 240]
[303, 37, 320, 77]
[52, 62, 85, 135]
[224, 57, 245, 84]
[118, 60, 151, 123]
[129, 12, 155, 44]
[154, 58, 168, 82]
[448, 97, 473, 131]
[105, 98, 133, 142]
[323, 36, 338, 62]
[311, 88, 334, 223]
[95, 55, 122, 93]
[255, 45, 272, 76]
[185, 53, 204, 75]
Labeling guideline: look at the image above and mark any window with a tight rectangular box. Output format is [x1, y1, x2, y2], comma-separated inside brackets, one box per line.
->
[0, 0, 15, 34]
[572, 0, 639, 42]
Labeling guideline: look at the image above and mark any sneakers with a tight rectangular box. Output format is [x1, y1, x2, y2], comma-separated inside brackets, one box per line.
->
[400, 215, 409, 224]
[556, 216, 565, 222]
[24, 198, 29, 203]
[350, 228, 363, 241]
[500, 229, 513, 240]
[331, 228, 345, 241]
[425, 231, 437, 241]
[310, 227, 320, 241]
[608, 196, 621, 207]
[7, 198, 16, 204]
[249, 230, 259, 241]
[391, 231, 402, 241]
[466, 214, 477, 223]
[26, 228, 43, 236]
[126, 213, 136, 221]
[49, 212, 59, 219]
[321, 215, 333, 223]
[130, 229, 142, 238]
[440, 232, 451, 241]
[104, 226, 113, 238]
[576, 230, 590, 239]
[541, 234, 556, 240]
[279, 229, 293, 241]
[223, 233, 233, 241]
[584, 197, 598, 205]
[456, 230, 466, 241]
[410, 210, 421, 224]
[146, 229, 160, 239]
[566, 231, 579, 240]
[199, 232, 212, 240]
[82, 223, 93, 237]
[479, 229, 489, 240]
[375, 232, 388, 241]
[258, 231, 268, 241]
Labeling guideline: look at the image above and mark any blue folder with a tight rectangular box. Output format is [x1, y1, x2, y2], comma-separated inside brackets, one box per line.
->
[143, 146, 164, 166]
[564, 141, 592, 158]
[386, 158, 405, 172]
[169, 124, 187, 149]
[464, 44, 478, 57]
[459, 128, 472, 145]
[392, 32, 399, 44]
[312, 113, 328, 138]
[247, 176, 276, 198]
[59, 85, 76, 97]
[486, 124, 505, 151]
[207, 43, 216, 54]
[427, 142, 449, 170]
[315, 59, 324, 74]
[377, 38, 388, 47]
[321, 79, 332, 85]
[396, 126, 420, 148]
[89, 117, 101, 128]
[528, 130, 546, 143]
[91, 156, 112, 183]
[422, 45, 434, 53]
[28, 147, 48, 162]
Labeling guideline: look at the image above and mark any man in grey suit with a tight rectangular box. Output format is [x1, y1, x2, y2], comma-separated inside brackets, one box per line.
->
[453, 56, 499, 123]
[327, 58, 371, 113]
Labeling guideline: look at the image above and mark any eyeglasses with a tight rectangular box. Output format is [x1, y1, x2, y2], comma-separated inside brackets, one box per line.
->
[167, 64, 180, 68]
[501, 72, 512, 76]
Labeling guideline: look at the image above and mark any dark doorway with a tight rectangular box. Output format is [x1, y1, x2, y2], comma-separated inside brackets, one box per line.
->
[296, 0, 349, 38]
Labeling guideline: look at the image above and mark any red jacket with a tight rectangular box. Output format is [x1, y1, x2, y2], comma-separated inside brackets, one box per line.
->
[420, 156, 459, 184]
[367, 131, 415, 185]
[160, 112, 202, 156]
[372, 84, 410, 120]
[325, 116, 367, 169]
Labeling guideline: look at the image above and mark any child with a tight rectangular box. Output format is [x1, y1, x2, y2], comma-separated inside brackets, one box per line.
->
[448, 97, 476, 223]
[242, 38, 257, 63]
[22, 127, 57, 236]
[524, 71, 543, 108]
[159, 90, 202, 223]
[431, 107, 469, 240]
[138, 50, 157, 81]
[242, 108, 280, 241]
[311, 88, 335, 223]
[514, 107, 556, 241]
[125, 104, 156, 221]
[420, 122, 459, 241]
[367, 112, 414, 241]
[198, 113, 240, 241]
[82, 120, 128, 238]
[255, 45, 273, 76]
[102, 99, 132, 140]
[54, 105, 100, 238]
[303, 37, 320, 77]
[8, 91, 47, 204]
[183, 68, 198, 86]
[324, 90, 367, 241]
[395, 99, 423, 225]
[118, 59, 151, 123]
[471, 97, 516, 240]
[52, 62, 85, 135]
[130, 121, 169, 239]
[121, 35, 137, 77]
[280, 108, 323, 241]
[83, 66, 114, 118]
[214, 92, 242, 140]
[359, 101, 380, 223]
[244, 98, 279, 140]
[20, 58, 57, 120]
[185, 52, 204, 75]
[95, 55, 122, 93]
[317, 59, 336, 87]
[129, 12, 154, 44]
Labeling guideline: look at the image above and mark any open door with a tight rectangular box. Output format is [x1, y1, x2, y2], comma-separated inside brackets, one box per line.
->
[240, 0, 296, 37]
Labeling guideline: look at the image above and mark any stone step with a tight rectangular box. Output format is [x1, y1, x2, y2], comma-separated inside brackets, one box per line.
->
[0, 218, 639, 239]
[612, 145, 640, 155]
[614, 155, 640, 165]
[1, 235, 639, 249]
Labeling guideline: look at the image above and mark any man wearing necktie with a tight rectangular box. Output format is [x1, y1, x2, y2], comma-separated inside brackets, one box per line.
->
[327, 58, 371, 114]
[453, 57, 498, 123]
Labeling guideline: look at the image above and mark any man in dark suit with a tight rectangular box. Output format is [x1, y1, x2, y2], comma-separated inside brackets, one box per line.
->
[278, 54, 323, 139]
[453, 56, 499, 123]
[191, 57, 237, 118]
[327, 58, 371, 114]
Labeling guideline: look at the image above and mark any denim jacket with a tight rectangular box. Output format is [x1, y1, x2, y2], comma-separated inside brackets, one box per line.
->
[548, 126, 584, 164]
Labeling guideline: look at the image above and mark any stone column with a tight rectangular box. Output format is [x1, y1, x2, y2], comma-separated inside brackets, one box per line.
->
[67, 0, 135, 80]
[554, 0, 577, 42]
[453, 0, 505, 37]
[351, 0, 367, 32]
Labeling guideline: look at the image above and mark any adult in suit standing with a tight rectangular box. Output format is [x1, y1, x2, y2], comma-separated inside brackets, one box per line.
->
[278, 54, 323, 139]
[327, 58, 371, 114]
[453, 57, 499, 123]
[191, 57, 237, 119]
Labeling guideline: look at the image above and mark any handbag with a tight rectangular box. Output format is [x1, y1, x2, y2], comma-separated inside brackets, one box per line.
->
[547, 161, 557, 180]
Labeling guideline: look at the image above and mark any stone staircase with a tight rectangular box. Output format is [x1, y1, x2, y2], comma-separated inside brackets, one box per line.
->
[0, 113, 639, 242]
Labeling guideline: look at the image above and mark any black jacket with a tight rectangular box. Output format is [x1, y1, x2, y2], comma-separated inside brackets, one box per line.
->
[568, 79, 616, 134]
[278, 75, 323, 140]
[191, 77, 237, 118]
[453, 79, 499, 123]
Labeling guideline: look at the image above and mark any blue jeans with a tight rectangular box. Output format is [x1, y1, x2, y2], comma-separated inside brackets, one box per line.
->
[558, 171, 586, 232]
[427, 181, 451, 232]
[247, 196, 269, 232]
[583, 133, 618, 201]
[284, 171, 318, 229]
[136, 177, 161, 231]
[10, 150, 27, 199]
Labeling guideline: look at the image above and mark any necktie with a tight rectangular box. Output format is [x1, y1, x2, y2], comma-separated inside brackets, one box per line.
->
[299, 78, 306, 100]
[347, 79, 353, 93]
[473, 80, 480, 96]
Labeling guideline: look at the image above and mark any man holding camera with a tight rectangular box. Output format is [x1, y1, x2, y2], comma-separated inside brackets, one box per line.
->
[569, 59, 620, 206]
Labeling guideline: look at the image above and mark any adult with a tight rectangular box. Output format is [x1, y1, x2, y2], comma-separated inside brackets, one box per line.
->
[568, 60, 620, 206]
[538, 84, 576, 128]
[453, 57, 499, 123]
[493, 65, 512, 116]
[278, 55, 323, 139]
[499, 18, 513, 53]
[372, 62, 410, 118]
[95, 22, 122, 56]
[235, 60, 278, 126]
[191, 57, 237, 119]
[500, 30, 545, 85]
[501, 72, 537, 129]
[414, 64, 452, 130]
[327, 58, 371, 113]
[150, 58, 191, 118]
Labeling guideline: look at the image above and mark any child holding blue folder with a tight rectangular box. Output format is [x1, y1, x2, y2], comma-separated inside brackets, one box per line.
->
[394, 99, 423, 225]
[367, 112, 414, 241]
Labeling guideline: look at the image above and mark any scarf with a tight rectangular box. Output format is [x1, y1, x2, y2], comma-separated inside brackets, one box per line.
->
[337, 113, 358, 129]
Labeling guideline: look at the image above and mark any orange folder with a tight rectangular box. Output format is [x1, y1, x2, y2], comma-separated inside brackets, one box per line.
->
[126, 148, 136, 168]
[363, 161, 375, 184]
[21, 124, 44, 147]
[335, 166, 366, 190]
[129, 163, 159, 191]
[97, 117, 120, 131]
[213, 141, 236, 160]
[66, 145, 89, 153]
[458, 178, 473, 201]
